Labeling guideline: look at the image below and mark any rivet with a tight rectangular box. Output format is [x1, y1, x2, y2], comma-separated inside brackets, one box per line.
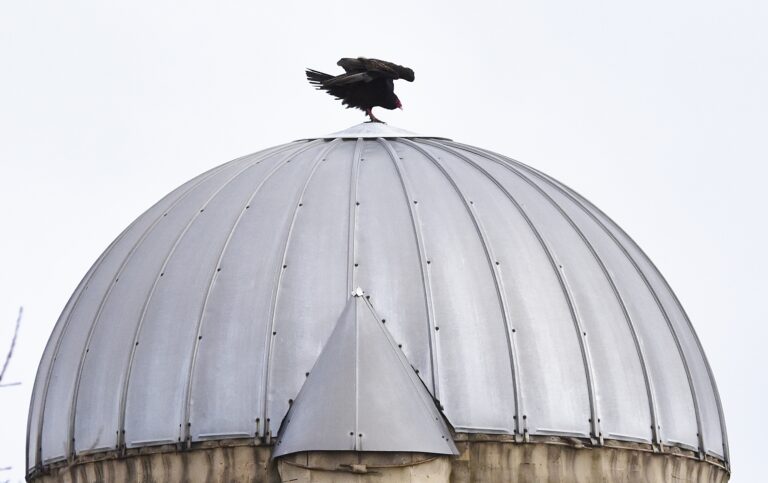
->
[583, 332, 587, 336]
[398, 344, 403, 348]
[350, 432, 354, 436]
[282, 264, 287, 269]
[272, 331, 277, 336]
[415, 369, 419, 374]
[469, 201, 474, 205]
[354, 263, 359, 267]
[198, 335, 202, 340]
[217, 268, 221, 272]
[495, 261, 500, 265]
[160, 272, 164, 277]
[299, 203, 303, 207]
[135, 341, 139, 346]
[358, 433, 362, 437]
[200, 209, 204, 213]
[435, 327, 440, 331]
[366, 295, 370, 300]
[246, 205, 250, 209]
[305, 372, 310, 377]
[356, 202, 360, 206]
[163, 213, 168, 217]
[381, 319, 386, 323]
[512, 328, 516, 333]
[427, 260, 431, 264]
[413, 200, 418, 204]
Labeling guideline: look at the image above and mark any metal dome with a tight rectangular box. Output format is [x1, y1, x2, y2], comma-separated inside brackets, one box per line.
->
[26, 122, 729, 473]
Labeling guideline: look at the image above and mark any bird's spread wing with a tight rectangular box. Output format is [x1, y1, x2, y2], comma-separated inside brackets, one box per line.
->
[337, 57, 415, 82]
[323, 71, 375, 86]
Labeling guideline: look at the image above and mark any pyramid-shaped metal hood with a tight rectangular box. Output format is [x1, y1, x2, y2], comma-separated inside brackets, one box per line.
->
[272, 289, 457, 457]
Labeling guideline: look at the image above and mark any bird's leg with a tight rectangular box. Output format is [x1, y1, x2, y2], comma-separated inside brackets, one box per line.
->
[365, 108, 382, 123]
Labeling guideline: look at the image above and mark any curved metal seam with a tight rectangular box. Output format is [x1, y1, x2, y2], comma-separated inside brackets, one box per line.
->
[443, 141, 660, 445]
[29, 277, 94, 468]
[376, 138, 440, 399]
[117, 140, 318, 449]
[416, 139, 600, 440]
[524, 168, 716, 460]
[65, 146, 291, 458]
[260, 139, 343, 438]
[447, 141, 653, 441]
[163, 142, 316, 445]
[33, 202, 148, 466]
[346, 139, 363, 292]
[354, 293, 360, 450]
[33, 158, 244, 466]
[400, 138, 523, 436]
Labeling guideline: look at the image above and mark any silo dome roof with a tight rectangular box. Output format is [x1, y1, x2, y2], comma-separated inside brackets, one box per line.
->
[26, 123, 728, 472]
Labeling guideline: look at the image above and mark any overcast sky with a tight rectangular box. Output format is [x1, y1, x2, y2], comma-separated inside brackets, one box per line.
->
[1, 1, 766, 481]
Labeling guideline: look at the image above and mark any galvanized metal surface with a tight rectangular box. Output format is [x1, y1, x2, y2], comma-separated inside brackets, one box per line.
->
[311, 122, 449, 140]
[273, 292, 457, 457]
[27, 122, 729, 473]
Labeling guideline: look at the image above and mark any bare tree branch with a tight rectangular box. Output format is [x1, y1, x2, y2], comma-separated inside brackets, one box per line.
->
[0, 306, 23, 384]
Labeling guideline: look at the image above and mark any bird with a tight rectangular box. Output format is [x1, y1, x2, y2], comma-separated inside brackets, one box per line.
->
[306, 57, 415, 123]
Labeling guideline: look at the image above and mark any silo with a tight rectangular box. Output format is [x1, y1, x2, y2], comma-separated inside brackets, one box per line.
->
[26, 123, 729, 482]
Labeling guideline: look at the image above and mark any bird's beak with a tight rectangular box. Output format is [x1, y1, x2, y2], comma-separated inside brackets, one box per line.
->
[398, 106, 403, 110]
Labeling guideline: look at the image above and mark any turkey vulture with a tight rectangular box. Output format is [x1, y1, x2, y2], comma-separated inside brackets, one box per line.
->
[306, 57, 415, 123]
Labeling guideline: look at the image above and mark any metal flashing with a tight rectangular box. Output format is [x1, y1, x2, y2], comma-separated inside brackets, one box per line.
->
[305, 122, 450, 140]
[272, 291, 457, 457]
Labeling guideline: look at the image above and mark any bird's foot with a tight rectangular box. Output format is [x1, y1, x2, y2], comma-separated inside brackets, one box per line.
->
[365, 109, 384, 123]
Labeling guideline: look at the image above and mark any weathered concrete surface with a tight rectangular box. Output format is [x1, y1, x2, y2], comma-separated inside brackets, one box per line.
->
[28, 444, 277, 483]
[450, 439, 729, 483]
[277, 451, 452, 482]
[28, 438, 729, 482]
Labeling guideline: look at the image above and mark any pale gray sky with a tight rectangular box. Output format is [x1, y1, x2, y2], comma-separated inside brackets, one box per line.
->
[1, 1, 766, 481]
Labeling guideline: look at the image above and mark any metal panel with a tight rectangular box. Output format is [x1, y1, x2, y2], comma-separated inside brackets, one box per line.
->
[506, 160, 699, 448]
[123, 143, 322, 447]
[541, 174, 726, 458]
[186, 142, 326, 441]
[385, 140, 516, 434]
[71, 153, 269, 453]
[69, 154, 271, 455]
[456, 144, 652, 442]
[263, 139, 349, 433]
[353, 139, 435, 395]
[273, 294, 456, 457]
[414, 140, 591, 438]
[38, 179, 188, 462]
[27, 224, 132, 467]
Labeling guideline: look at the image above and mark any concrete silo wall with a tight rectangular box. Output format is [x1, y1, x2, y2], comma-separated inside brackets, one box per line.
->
[28, 437, 728, 482]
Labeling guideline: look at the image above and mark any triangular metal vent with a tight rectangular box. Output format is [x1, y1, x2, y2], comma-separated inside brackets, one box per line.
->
[272, 289, 457, 457]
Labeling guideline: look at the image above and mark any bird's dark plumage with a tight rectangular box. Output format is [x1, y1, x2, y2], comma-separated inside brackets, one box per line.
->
[306, 57, 415, 123]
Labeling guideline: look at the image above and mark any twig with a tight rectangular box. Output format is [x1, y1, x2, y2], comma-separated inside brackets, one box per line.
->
[0, 306, 23, 384]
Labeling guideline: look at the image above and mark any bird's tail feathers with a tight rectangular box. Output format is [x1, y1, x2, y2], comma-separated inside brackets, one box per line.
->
[305, 69, 333, 89]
